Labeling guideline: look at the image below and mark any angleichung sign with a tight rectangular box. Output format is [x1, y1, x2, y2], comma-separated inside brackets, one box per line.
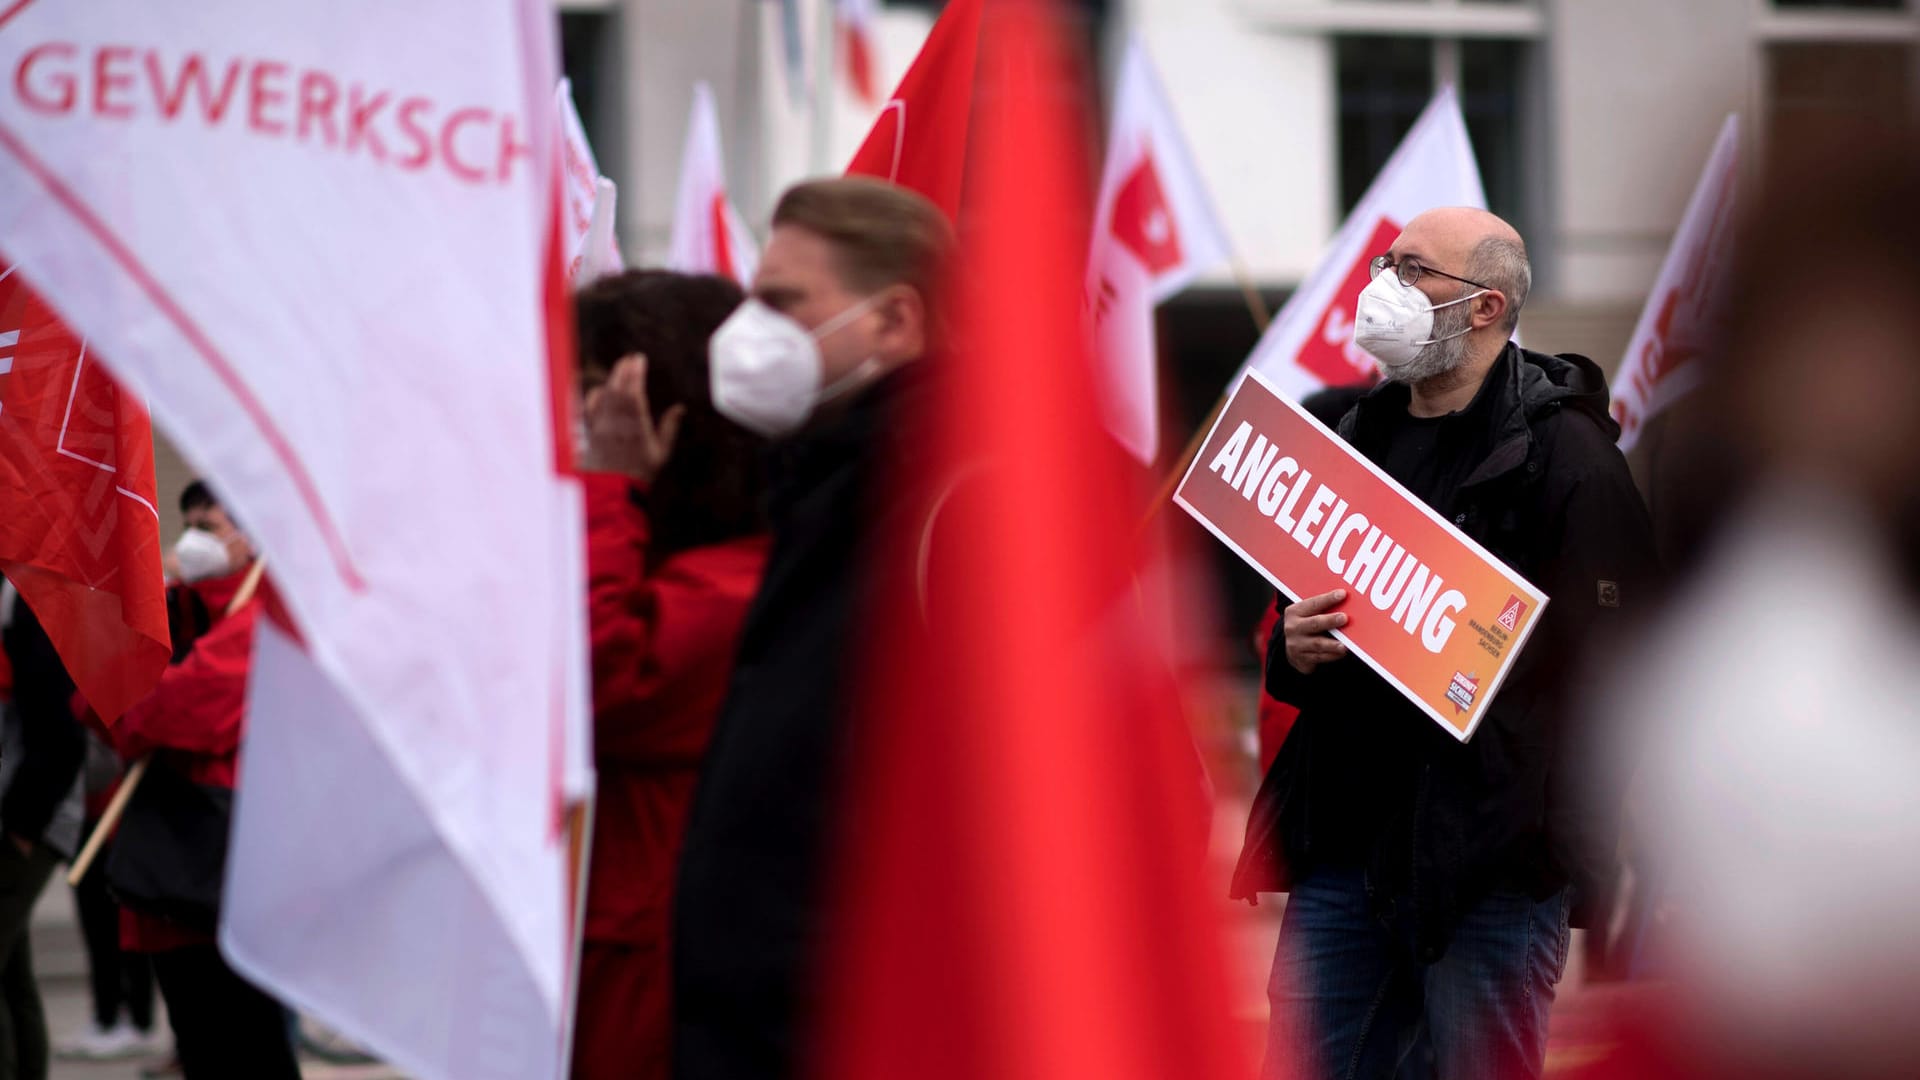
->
[1175, 372, 1547, 740]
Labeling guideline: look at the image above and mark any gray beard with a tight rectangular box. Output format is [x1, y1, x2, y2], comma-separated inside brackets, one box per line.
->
[1382, 299, 1473, 384]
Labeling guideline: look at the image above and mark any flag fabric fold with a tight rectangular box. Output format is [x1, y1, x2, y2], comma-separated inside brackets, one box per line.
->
[844, 0, 982, 223]
[0, 261, 166, 721]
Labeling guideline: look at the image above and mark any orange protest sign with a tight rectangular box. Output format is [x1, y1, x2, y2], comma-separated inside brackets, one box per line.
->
[1174, 370, 1548, 741]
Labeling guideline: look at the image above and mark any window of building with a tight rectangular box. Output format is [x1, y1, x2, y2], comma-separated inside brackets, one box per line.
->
[558, 10, 623, 194]
[1332, 34, 1535, 238]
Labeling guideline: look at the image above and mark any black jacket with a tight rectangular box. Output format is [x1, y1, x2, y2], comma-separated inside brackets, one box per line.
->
[1, 596, 86, 846]
[672, 366, 934, 1080]
[1230, 344, 1659, 962]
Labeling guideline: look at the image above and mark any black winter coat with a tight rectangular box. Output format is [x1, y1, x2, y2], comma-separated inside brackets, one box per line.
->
[1230, 344, 1659, 963]
[671, 366, 933, 1080]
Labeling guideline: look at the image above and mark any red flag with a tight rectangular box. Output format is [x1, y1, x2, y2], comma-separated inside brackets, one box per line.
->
[815, 3, 1250, 1078]
[844, 0, 982, 222]
[0, 258, 168, 721]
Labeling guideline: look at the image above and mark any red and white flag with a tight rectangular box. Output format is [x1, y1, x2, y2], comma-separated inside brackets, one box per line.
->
[845, 0, 981, 224]
[1088, 36, 1231, 464]
[667, 82, 758, 285]
[1611, 115, 1739, 451]
[555, 78, 623, 285]
[836, 0, 881, 106]
[1243, 87, 1492, 400]
[0, 262, 167, 720]
[0, 3, 588, 1077]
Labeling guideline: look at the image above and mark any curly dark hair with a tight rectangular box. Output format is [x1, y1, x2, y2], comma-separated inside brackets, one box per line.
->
[574, 270, 765, 562]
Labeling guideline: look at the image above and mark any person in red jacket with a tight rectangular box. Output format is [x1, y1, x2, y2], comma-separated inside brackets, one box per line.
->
[570, 271, 771, 1080]
[105, 484, 300, 1080]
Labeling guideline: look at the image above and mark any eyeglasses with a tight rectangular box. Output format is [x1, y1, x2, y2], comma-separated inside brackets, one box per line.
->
[1369, 254, 1494, 293]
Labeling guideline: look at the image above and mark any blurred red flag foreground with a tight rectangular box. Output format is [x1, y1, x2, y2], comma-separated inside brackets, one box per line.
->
[0, 259, 167, 720]
[814, 3, 1254, 1078]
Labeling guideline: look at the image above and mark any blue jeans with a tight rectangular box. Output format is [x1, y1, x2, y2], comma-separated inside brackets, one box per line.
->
[1263, 868, 1570, 1080]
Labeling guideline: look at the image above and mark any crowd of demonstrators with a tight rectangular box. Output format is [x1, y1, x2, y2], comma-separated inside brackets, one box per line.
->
[83, 483, 301, 1080]
[666, 177, 954, 1080]
[1235, 208, 1659, 1080]
[7, 140, 1852, 1080]
[568, 269, 769, 1080]
[0, 581, 88, 1080]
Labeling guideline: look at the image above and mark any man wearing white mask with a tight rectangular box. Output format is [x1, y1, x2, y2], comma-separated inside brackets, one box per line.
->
[159, 482, 256, 661]
[1233, 208, 1658, 1080]
[672, 177, 954, 1080]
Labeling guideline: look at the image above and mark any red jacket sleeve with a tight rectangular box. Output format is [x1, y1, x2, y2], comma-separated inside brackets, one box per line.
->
[112, 605, 257, 760]
[583, 473, 765, 768]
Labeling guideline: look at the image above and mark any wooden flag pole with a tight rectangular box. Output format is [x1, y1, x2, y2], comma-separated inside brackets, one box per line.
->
[67, 558, 268, 887]
[1140, 255, 1271, 530]
[63, 758, 147, 888]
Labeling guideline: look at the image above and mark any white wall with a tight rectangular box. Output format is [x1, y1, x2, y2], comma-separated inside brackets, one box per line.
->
[1543, 0, 1754, 303]
[1135, 0, 1337, 284]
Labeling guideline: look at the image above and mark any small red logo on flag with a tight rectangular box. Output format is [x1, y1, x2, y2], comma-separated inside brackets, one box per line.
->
[1497, 595, 1526, 634]
[1110, 150, 1183, 276]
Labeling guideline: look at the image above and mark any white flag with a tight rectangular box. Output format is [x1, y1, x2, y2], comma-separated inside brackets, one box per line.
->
[668, 82, 759, 284]
[1243, 87, 1491, 401]
[1087, 36, 1231, 463]
[0, 4, 586, 1078]
[1611, 115, 1740, 451]
[835, 0, 882, 106]
[556, 77, 624, 284]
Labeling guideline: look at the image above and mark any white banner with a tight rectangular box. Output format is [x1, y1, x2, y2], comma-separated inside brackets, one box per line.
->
[1243, 87, 1491, 401]
[556, 77, 622, 284]
[1610, 115, 1739, 451]
[0, 3, 584, 1077]
[668, 81, 759, 284]
[1087, 35, 1231, 464]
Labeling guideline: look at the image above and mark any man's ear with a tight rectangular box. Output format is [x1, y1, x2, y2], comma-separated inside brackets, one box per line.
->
[1475, 290, 1509, 332]
[876, 283, 928, 361]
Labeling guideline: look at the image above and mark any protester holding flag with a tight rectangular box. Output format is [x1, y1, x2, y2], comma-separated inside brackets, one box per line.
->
[569, 270, 769, 1080]
[671, 176, 955, 1080]
[1234, 208, 1658, 1080]
[100, 484, 296, 1080]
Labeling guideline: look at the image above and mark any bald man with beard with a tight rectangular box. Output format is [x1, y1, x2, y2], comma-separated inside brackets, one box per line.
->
[1231, 208, 1659, 1080]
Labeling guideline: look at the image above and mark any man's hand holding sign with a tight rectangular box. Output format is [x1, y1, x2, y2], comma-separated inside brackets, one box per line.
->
[1283, 589, 1348, 675]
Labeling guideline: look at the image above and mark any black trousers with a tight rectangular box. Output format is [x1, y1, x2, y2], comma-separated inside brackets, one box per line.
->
[71, 830, 154, 1031]
[150, 945, 299, 1080]
[0, 843, 56, 1080]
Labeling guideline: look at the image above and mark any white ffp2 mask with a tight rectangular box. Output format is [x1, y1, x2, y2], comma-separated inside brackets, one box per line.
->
[173, 528, 232, 583]
[1352, 271, 1485, 370]
[709, 297, 884, 438]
